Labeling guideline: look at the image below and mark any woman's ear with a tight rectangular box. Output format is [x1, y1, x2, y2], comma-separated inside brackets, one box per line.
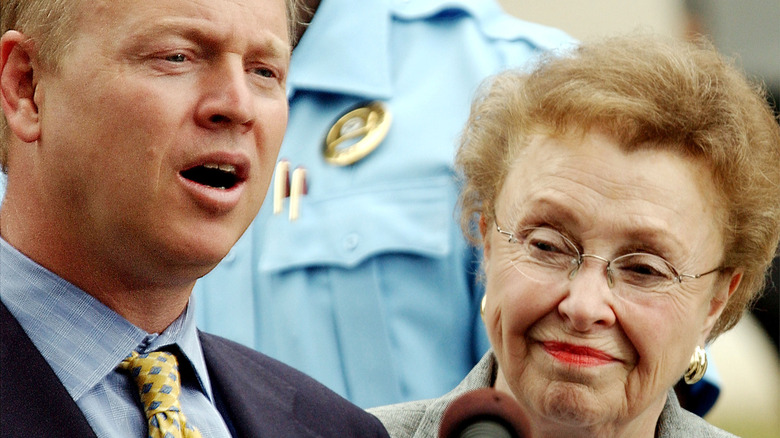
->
[479, 214, 491, 261]
[699, 269, 742, 344]
[1, 30, 41, 143]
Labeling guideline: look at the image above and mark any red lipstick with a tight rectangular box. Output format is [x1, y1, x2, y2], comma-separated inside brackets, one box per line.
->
[543, 341, 615, 366]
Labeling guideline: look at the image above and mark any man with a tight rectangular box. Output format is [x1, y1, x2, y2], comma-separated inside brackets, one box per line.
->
[0, 0, 389, 436]
[193, 0, 576, 408]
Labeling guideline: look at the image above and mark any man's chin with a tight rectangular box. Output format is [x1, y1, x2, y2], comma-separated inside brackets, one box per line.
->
[151, 219, 247, 276]
[166, 238, 237, 276]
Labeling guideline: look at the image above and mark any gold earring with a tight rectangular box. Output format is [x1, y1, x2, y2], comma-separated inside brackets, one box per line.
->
[480, 295, 486, 318]
[684, 346, 708, 385]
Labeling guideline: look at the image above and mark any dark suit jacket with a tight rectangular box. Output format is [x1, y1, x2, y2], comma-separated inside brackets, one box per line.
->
[0, 302, 389, 437]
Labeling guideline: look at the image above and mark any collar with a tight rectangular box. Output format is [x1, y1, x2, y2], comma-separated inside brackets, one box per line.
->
[421, 351, 497, 434]
[391, 0, 566, 41]
[288, 0, 393, 100]
[0, 237, 213, 402]
[287, 0, 573, 101]
[287, 0, 499, 100]
[391, 0, 502, 23]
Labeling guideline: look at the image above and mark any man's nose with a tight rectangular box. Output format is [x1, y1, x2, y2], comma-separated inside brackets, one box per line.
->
[195, 57, 254, 130]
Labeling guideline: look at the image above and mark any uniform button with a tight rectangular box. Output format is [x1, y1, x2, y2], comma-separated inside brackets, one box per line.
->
[222, 250, 236, 264]
[343, 233, 360, 251]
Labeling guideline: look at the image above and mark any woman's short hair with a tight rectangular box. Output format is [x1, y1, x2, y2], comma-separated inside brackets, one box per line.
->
[456, 33, 780, 340]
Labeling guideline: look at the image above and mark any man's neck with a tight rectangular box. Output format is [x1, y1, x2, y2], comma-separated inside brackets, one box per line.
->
[1, 200, 197, 334]
[85, 279, 195, 334]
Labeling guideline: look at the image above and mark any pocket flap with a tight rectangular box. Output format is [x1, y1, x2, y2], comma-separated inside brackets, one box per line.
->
[259, 176, 456, 272]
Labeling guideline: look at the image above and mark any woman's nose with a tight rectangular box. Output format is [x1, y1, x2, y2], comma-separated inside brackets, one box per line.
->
[558, 257, 617, 332]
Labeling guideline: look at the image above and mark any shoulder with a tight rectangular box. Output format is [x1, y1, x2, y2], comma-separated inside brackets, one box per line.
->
[199, 330, 297, 376]
[391, 0, 575, 51]
[368, 351, 499, 437]
[369, 399, 435, 438]
[657, 389, 739, 438]
[198, 331, 346, 400]
[198, 332, 389, 437]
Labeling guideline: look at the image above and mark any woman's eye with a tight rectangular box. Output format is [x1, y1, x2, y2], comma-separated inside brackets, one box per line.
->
[617, 256, 673, 279]
[624, 264, 662, 276]
[165, 53, 187, 63]
[533, 240, 562, 253]
[523, 229, 572, 254]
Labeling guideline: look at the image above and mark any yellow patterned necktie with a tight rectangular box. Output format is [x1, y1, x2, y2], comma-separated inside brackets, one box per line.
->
[119, 351, 203, 438]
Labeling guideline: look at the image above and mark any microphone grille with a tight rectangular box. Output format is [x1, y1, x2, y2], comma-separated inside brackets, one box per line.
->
[439, 388, 526, 438]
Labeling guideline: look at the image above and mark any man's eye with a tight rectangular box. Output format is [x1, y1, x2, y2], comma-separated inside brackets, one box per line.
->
[253, 67, 275, 78]
[165, 53, 187, 63]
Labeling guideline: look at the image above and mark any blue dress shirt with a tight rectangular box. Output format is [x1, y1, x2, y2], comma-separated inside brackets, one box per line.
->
[193, 0, 576, 408]
[0, 238, 232, 438]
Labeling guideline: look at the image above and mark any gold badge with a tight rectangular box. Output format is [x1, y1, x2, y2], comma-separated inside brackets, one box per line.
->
[323, 101, 391, 166]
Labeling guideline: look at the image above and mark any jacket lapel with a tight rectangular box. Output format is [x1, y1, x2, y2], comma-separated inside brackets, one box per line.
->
[0, 302, 98, 437]
[416, 351, 497, 438]
[199, 331, 314, 437]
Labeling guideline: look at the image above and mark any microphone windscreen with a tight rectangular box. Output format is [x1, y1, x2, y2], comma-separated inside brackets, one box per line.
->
[438, 388, 526, 438]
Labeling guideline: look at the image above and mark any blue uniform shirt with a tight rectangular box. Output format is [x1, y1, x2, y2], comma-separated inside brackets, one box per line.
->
[195, 0, 575, 409]
[192, 0, 721, 413]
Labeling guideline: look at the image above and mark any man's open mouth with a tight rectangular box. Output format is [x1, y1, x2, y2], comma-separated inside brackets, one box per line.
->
[180, 163, 240, 190]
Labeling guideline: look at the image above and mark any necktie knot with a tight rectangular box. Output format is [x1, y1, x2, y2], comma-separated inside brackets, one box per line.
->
[120, 350, 202, 438]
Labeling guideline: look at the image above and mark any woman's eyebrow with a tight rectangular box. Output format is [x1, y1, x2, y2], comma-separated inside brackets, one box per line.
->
[510, 197, 686, 257]
[506, 197, 581, 229]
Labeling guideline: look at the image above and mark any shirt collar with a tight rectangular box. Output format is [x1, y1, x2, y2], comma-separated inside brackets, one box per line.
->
[392, 0, 566, 43]
[0, 237, 213, 402]
[150, 298, 215, 400]
[391, 0, 500, 21]
[288, 0, 393, 100]
[286, 0, 551, 101]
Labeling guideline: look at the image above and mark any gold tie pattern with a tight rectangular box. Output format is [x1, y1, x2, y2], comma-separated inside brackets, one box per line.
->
[120, 351, 203, 438]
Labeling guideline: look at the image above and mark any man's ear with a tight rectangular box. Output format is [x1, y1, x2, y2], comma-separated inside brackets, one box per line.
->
[1, 30, 41, 143]
[699, 269, 742, 345]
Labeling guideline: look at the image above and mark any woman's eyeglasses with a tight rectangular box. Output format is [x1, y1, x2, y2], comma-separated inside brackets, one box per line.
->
[495, 224, 721, 292]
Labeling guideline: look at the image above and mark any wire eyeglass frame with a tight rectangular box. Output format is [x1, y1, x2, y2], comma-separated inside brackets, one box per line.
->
[495, 224, 721, 291]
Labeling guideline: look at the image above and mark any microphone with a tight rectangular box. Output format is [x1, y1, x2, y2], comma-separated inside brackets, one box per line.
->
[439, 388, 527, 438]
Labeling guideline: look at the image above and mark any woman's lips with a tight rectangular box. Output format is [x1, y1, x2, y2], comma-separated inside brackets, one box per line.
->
[543, 341, 616, 366]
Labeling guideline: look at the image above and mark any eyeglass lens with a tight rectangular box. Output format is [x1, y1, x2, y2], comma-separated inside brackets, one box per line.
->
[506, 227, 679, 292]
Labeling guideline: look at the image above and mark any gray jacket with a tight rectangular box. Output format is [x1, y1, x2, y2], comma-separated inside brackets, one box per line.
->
[368, 351, 736, 438]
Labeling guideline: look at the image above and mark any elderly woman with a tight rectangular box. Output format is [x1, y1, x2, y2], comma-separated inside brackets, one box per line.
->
[369, 34, 780, 437]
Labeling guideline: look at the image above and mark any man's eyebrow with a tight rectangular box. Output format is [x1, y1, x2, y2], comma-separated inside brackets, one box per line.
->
[131, 18, 290, 58]
[245, 35, 290, 61]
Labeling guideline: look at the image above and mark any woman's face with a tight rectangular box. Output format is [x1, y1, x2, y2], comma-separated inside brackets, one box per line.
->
[483, 131, 738, 436]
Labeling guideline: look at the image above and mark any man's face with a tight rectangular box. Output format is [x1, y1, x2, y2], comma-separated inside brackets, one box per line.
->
[30, 0, 290, 282]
